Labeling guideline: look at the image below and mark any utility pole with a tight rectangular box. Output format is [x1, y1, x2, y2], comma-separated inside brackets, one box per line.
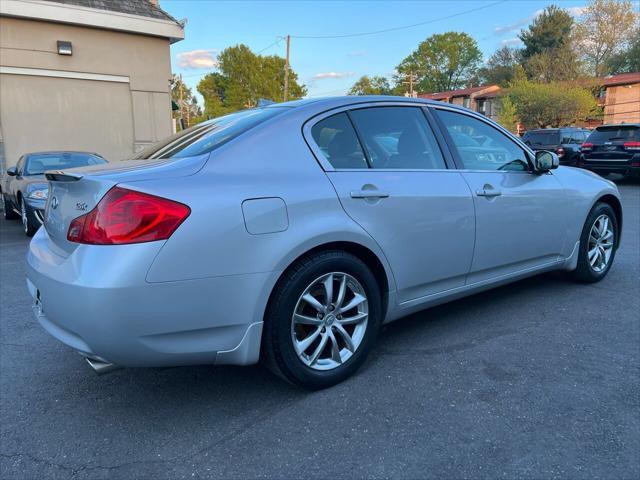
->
[179, 73, 185, 130]
[283, 34, 291, 102]
[402, 71, 418, 98]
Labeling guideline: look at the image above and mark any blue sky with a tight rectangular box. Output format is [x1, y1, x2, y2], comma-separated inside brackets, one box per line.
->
[161, 0, 589, 102]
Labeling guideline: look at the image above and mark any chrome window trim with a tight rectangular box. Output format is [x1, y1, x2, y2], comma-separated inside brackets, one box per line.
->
[302, 100, 453, 173]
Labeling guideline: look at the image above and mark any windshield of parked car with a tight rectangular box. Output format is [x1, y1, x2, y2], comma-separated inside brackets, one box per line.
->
[24, 152, 106, 175]
[587, 125, 639, 143]
[522, 131, 560, 146]
[132, 107, 288, 160]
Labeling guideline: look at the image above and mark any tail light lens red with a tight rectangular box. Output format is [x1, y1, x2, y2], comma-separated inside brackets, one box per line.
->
[556, 147, 565, 156]
[581, 142, 593, 151]
[67, 187, 190, 245]
[623, 141, 640, 151]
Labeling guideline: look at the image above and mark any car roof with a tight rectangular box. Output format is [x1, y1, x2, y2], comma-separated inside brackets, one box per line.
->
[595, 123, 640, 128]
[24, 151, 105, 158]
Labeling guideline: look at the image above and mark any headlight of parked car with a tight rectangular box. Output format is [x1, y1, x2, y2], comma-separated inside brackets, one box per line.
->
[26, 184, 49, 200]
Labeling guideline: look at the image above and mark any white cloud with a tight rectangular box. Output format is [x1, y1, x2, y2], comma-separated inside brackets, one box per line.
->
[567, 6, 587, 17]
[311, 72, 356, 80]
[176, 49, 218, 69]
[501, 37, 523, 46]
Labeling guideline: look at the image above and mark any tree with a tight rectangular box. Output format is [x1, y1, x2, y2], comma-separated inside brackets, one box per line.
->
[348, 76, 392, 95]
[524, 49, 582, 83]
[574, 0, 639, 76]
[477, 46, 523, 86]
[606, 32, 640, 74]
[498, 97, 519, 133]
[504, 79, 599, 128]
[519, 5, 574, 59]
[197, 44, 307, 118]
[171, 75, 201, 129]
[396, 32, 482, 93]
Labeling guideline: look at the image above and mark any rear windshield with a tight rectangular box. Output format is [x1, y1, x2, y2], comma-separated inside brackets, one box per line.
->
[133, 107, 287, 160]
[522, 131, 560, 146]
[587, 125, 639, 143]
[24, 152, 106, 175]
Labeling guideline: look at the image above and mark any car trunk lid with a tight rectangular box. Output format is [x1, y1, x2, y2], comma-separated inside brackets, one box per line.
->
[43, 154, 208, 255]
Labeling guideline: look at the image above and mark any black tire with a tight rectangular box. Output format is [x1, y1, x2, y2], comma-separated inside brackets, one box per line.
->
[262, 250, 382, 390]
[2, 194, 19, 220]
[570, 202, 618, 283]
[20, 197, 38, 237]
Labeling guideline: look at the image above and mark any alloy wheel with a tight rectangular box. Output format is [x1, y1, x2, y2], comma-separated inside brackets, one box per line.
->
[587, 214, 614, 273]
[291, 272, 368, 371]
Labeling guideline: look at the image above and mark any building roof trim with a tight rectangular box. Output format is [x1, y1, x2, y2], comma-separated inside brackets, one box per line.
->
[0, 0, 185, 43]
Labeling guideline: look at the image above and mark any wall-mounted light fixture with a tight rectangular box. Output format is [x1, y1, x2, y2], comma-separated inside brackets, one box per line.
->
[57, 41, 72, 56]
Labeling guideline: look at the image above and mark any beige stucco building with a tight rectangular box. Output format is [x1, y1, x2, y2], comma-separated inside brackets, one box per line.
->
[601, 72, 640, 125]
[0, 0, 184, 170]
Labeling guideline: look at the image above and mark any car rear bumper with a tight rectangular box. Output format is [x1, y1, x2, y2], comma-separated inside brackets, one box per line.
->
[26, 227, 278, 367]
[578, 160, 640, 176]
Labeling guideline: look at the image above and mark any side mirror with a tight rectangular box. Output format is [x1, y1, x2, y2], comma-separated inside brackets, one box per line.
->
[6, 166, 17, 176]
[535, 150, 559, 172]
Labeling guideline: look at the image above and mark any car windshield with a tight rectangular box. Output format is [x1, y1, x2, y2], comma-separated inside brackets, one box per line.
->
[132, 107, 288, 160]
[587, 126, 639, 143]
[523, 131, 560, 146]
[24, 152, 106, 175]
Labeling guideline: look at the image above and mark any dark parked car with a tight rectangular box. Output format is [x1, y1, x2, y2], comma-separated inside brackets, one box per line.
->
[522, 127, 591, 166]
[579, 124, 640, 178]
[2, 151, 107, 236]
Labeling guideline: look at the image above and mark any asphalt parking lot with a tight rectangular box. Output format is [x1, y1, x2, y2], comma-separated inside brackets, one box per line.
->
[1, 177, 638, 480]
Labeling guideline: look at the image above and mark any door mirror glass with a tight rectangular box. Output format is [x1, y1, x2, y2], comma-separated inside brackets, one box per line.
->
[6, 166, 17, 176]
[535, 150, 559, 172]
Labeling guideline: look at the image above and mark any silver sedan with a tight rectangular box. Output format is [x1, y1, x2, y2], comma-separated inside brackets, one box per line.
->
[27, 97, 622, 389]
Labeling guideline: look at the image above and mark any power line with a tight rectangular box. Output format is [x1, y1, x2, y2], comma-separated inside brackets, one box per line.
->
[291, 0, 508, 39]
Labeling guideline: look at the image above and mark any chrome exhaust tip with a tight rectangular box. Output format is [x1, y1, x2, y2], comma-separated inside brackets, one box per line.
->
[85, 356, 120, 375]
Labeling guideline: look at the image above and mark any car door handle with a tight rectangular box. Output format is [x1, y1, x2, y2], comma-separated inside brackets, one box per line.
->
[350, 190, 390, 199]
[476, 188, 502, 197]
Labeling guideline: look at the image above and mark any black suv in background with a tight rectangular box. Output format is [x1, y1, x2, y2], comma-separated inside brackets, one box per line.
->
[579, 124, 640, 178]
[522, 127, 591, 166]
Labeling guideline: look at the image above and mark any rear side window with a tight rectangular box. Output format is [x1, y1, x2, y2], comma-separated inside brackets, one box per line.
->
[349, 107, 446, 169]
[523, 130, 560, 146]
[133, 107, 287, 160]
[587, 126, 639, 143]
[310, 113, 368, 169]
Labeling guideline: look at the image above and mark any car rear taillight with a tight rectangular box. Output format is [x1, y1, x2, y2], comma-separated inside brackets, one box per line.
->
[581, 142, 593, 151]
[556, 147, 565, 157]
[623, 141, 640, 151]
[67, 187, 190, 245]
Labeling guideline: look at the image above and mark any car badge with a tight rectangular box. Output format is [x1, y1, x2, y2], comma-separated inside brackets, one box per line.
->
[51, 196, 59, 210]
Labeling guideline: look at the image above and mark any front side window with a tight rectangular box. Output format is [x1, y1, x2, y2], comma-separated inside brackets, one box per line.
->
[435, 109, 530, 171]
[310, 113, 368, 169]
[24, 153, 106, 175]
[349, 107, 446, 169]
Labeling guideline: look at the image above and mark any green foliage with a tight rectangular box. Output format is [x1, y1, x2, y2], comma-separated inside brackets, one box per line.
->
[171, 75, 202, 129]
[574, 0, 639, 76]
[497, 97, 519, 133]
[348, 76, 392, 95]
[504, 79, 599, 128]
[477, 46, 523, 86]
[524, 49, 582, 83]
[197, 44, 307, 118]
[519, 5, 574, 59]
[396, 32, 482, 93]
[606, 33, 640, 74]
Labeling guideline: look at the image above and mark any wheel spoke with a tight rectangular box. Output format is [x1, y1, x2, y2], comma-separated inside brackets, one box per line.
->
[338, 312, 368, 326]
[588, 247, 599, 262]
[327, 329, 342, 364]
[601, 230, 613, 241]
[297, 326, 322, 353]
[293, 313, 322, 326]
[334, 323, 355, 352]
[338, 293, 366, 314]
[322, 274, 334, 308]
[335, 275, 347, 309]
[308, 333, 329, 365]
[602, 217, 609, 235]
[302, 293, 324, 313]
